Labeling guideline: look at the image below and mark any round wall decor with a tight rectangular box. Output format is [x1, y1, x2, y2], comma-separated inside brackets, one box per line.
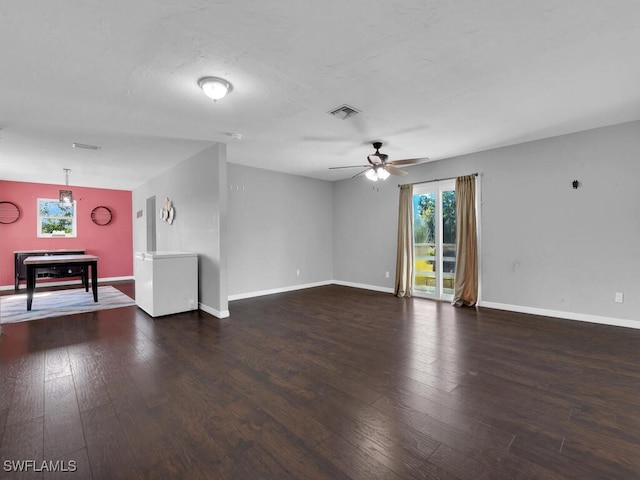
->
[91, 206, 113, 226]
[0, 201, 21, 224]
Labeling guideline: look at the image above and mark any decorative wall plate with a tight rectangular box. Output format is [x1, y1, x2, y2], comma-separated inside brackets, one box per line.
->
[0, 201, 21, 224]
[91, 206, 113, 226]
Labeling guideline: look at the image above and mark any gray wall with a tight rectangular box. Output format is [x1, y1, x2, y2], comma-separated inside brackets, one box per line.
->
[227, 163, 333, 297]
[333, 120, 640, 323]
[332, 179, 399, 290]
[132, 144, 228, 316]
[128, 120, 640, 325]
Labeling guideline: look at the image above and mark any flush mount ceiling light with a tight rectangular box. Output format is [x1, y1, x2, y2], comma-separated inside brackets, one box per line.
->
[198, 76, 233, 102]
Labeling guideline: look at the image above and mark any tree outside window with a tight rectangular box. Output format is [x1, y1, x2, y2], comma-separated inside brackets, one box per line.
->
[414, 191, 456, 245]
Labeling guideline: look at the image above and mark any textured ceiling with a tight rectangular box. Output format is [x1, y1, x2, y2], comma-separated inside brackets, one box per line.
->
[1, 1, 640, 190]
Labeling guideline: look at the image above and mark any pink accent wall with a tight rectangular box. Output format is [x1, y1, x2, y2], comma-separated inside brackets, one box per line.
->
[0, 180, 133, 288]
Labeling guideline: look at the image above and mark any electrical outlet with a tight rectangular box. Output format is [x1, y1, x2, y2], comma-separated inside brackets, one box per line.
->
[385, 271, 390, 278]
[614, 292, 624, 303]
[296, 269, 300, 276]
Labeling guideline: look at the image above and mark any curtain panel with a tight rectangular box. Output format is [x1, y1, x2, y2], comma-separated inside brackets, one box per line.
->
[395, 184, 414, 297]
[452, 175, 478, 306]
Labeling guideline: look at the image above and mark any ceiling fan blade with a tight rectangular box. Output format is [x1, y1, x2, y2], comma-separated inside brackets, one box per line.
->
[388, 157, 429, 166]
[329, 164, 370, 170]
[352, 169, 370, 179]
[384, 165, 409, 176]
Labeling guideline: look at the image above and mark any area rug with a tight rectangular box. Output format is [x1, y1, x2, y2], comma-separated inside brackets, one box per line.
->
[0, 286, 136, 324]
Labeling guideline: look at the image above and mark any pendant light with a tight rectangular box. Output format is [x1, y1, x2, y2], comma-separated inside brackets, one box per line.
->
[59, 168, 73, 206]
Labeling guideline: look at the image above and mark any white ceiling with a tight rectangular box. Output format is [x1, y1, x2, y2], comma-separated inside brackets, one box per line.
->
[2, 1, 640, 190]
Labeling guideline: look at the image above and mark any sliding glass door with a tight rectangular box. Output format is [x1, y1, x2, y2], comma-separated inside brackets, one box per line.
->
[413, 180, 456, 300]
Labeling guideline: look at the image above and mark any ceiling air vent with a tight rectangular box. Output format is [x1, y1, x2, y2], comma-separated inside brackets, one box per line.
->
[72, 142, 101, 151]
[328, 104, 360, 120]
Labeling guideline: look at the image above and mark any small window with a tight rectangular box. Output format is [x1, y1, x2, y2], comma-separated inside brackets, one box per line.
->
[37, 198, 77, 238]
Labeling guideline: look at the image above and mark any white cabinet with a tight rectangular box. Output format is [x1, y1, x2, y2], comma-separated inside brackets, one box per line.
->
[134, 251, 198, 317]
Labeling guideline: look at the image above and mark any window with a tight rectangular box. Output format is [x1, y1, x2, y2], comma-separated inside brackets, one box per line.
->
[37, 198, 77, 238]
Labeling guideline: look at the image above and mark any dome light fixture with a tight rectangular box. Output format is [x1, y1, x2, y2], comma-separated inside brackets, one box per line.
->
[198, 76, 233, 102]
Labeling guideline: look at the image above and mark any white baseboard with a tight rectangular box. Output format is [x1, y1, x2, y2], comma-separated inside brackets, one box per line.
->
[227, 279, 392, 303]
[199, 302, 230, 319]
[5, 273, 633, 331]
[227, 281, 639, 331]
[331, 280, 395, 294]
[478, 300, 640, 330]
[100, 276, 134, 283]
[1, 276, 134, 292]
[228, 280, 334, 302]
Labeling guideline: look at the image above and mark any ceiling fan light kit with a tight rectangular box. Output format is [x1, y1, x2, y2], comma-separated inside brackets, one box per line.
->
[366, 167, 390, 181]
[378, 168, 390, 180]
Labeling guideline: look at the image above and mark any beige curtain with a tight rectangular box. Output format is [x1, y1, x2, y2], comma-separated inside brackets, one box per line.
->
[452, 175, 478, 306]
[395, 184, 414, 297]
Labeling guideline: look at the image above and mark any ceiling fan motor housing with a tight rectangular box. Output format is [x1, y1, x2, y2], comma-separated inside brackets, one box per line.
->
[368, 142, 388, 164]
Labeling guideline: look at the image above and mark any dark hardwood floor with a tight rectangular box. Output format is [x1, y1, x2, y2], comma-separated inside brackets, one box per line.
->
[1, 282, 639, 479]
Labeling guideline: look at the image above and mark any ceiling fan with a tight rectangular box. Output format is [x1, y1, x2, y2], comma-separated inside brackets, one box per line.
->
[329, 142, 428, 181]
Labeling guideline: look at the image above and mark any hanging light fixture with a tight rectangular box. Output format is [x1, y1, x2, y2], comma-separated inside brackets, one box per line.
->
[59, 168, 73, 206]
[198, 76, 233, 102]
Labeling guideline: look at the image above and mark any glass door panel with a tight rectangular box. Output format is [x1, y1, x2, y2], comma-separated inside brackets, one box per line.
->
[413, 181, 456, 300]
[413, 192, 436, 295]
[441, 188, 456, 297]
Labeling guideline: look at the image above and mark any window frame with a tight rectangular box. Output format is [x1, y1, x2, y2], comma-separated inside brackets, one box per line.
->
[36, 198, 78, 238]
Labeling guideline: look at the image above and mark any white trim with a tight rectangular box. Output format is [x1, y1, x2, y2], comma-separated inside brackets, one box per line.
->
[100, 276, 135, 283]
[199, 302, 230, 319]
[2, 275, 134, 292]
[228, 280, 334, 301]
[227, 280, 639, 331]
[478, 300, 640, 330]
[5, 274, 634, 331]
[331, 280, 394, 294]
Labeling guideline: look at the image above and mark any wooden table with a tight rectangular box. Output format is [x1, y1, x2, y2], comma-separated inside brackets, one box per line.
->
[24, 254, 99, 310]
[14, 249, 85, 290]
